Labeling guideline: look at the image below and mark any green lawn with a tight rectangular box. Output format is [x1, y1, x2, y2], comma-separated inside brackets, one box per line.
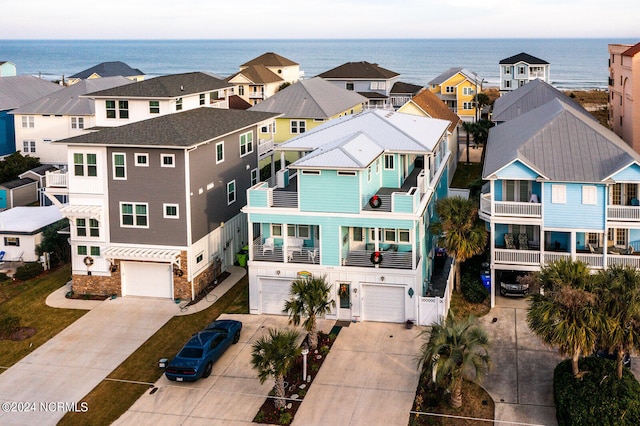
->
[59, 274, 249, 426]
[0, 264, 86, 369]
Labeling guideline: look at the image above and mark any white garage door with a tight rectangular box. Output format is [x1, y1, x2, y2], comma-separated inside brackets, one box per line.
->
[122, 261, 173, 298]
[260, 278, 293, 315]
[362, 284, 405, 323]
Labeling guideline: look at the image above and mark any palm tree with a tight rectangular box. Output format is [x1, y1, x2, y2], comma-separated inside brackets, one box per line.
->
[416, 312, 490, 408]
[283, 275, 335, 350]
[461, 121, 475, 164]
[430, 197, 487, 292]
[250, 328, 301, 409]
[593, 265, 640, 379]
[473, 92, 491, 122]
[526, 259, 600, 377]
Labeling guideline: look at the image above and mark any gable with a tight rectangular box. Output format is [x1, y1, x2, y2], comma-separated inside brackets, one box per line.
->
[397, 101, 428, 117]
[611, 163, 640, 181]
[494, 160, 540, 180]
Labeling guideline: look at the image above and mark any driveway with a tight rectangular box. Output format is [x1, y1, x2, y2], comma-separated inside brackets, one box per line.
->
[0, 296, 178, 426]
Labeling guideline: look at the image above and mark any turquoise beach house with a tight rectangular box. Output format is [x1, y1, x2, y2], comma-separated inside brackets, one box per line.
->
[480, 98, 640, 307]
[242, 109, 451, 323]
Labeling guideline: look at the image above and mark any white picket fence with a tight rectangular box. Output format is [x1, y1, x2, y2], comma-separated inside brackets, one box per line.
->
[417, 260, 454, 326]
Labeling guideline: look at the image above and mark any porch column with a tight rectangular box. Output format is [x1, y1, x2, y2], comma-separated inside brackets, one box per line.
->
[570, 231, 576, 261]
[490, 180, 495, 216]
[248, 222, 254, 261]
[490, 221, 495, 309]
[283, 223, 289, 263]
[374, 227, 380, 269]
[280, 151, 286, 171]
[603, 225, 608, 268]
[412, 223, 418, 270]
[540, 225, 545, 265]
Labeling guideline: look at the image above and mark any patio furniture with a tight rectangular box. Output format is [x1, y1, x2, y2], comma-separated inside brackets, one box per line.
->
[627, 245, 635, 255]
[518, 234, 529, 250]
[307, 248, 318, 264]
[262, 238, 274, 255]
[504, 234, 517, 250]
[588, 243, 603, 254]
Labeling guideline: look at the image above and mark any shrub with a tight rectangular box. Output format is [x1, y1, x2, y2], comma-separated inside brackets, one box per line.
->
[461, 274, 489, 304]
[0, 315, 20, 337]
[0, 272, 9, 281]
[278, 412, 292, 425]
[14, 262, 44, 281]
[554, 357, 640, 425]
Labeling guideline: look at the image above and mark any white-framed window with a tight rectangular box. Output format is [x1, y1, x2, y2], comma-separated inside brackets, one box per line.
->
[398, 229, 410, 243]
[77, 245, 87, 256]
[216, 141, 224, 163]
[106, 100, 116, 118]
[301, 170, 320, 175]
[369, 228, 411, 243]
[503, 66, 511, 75]
[238, 85, 244, 96]
[176, 98, 183, 111]
[518, 66, 526, 75]
[199, 94, 205, 105]
[71, 117, 84, 129]
[120, 202, 148, 228]
[463, 102, 474, 110]
[21, 116, 35, 128]
[90, 246, 101, 256]
[251, 168, 258, 185]
[163, 203, 179, 219]
[240, 131, 253, 157]
[367, 166, 371, 182]
[196, 252, 204, 263]
[551, 184, 567, 204]
[337, 171, 357, 176]
[73, 153, 97, 177]
[4, 237, 20, 246]
[118, 101, 129, 119]
[463, 87, 475, 96]
[135, 153, 149, 167]
[587, 233, 599, 245]
[445, 86, 455, 93]
[290, 120, 306, 134]
[149, 101, 160, 114]
[161, 154, 175, 167]
[370, 81, 385, 90]
[89, 219, 99, 237]
[384, 154, 394, 170]
[22, 140, 36, 153]
[346, 82, 354, 91]
[582, 185, 597, 205]
[271, 224, 282, 237]
[112, 153, 126, 180]
[504, 80, 512, 88]
[76, 218, 87, 237]
[227, 180, 236, 205]
[287, 224, 310, 238]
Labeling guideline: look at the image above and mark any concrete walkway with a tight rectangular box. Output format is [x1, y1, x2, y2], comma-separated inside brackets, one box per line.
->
[0, 266, 246, 426]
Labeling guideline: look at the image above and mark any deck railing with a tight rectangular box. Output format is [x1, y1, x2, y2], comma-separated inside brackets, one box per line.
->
[479, 193, 541, 218]
[343, 250, 417, 270]
[45, 170, 68, 188]
[608, 206, 640, 221]
[251, 236, 319, 264]
[494, 249, 540, 265]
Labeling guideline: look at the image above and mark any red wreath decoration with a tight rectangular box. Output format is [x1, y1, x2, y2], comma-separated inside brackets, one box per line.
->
[369, 195, 382, 208]
[370, 251, 383, 264]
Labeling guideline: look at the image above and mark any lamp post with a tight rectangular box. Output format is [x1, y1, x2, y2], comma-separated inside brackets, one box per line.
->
[301, 342, 309, 382]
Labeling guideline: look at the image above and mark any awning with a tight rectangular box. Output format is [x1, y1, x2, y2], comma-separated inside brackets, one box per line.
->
[104, 246, 182, 266]
[60, 205, 102, 221]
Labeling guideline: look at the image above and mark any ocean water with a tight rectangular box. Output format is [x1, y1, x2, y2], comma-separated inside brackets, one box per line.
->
[1, 38, 637, 90]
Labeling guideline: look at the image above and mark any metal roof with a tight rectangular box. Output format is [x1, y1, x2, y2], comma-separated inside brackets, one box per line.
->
[0, 206, 63, 234]
[483, 98, 640, 182]
[280, 109, 450, 169]
[428, 67, 482, 86]
[248, 77, 367, 119]
[11, 76, 132, 116]
[0, 76, 63, 111]
[492, 79, 593, 123]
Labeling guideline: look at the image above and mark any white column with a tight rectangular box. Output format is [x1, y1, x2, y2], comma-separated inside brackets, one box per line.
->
[248, 222, 254, 261]
[490, 221, 496, 308]
[283, 223, 289, 263]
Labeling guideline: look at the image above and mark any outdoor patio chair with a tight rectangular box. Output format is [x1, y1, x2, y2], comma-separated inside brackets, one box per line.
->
[262, 238, 274, 255]
[518, 234, 529, 250]
[628, 245, 635, 255]
[0, 251, 4, 260]
[504, 234, 517, 250]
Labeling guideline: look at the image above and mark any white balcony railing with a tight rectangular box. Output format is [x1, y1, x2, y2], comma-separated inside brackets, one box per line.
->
[608, 254, 640, 268]
[258, 138, 274, 157]
[494, 249, 540, 265]
[45, 170, 68, 188]
[608, 205, 640, 221]
[480, 193, 541, 218]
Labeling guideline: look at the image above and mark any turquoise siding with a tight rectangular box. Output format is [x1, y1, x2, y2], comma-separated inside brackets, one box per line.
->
[494, 182, 503, 200]
[493, 180, 542, 201]
[544, 183, 605, 229]
[393, 193, 416, 213]
[321, 225, 341, 265]
[299, 170, 360, 213]
[361, 159, 381, 205]
[612, 163, 640, 181]
[248, 188, 269, 208]
[436, 166, 448, 200]
[631, 229, 640, 250]
[496, 160, 539, 180]
[382, 154, 399, 187]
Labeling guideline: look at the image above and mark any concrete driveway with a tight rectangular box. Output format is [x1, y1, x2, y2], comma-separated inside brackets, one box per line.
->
[0, 296, 178, 426]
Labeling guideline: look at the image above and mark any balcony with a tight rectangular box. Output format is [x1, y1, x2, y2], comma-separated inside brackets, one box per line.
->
[343, 249, 418, 270]
[249, 91, 265, 100]
[45, 170, 68, 188]
[251, 236, 319, 265]
[258, 138, 274, 159]
[480, 193, 542, 219]
[607, 205, 640, 221]
[362, 167, 425, 214]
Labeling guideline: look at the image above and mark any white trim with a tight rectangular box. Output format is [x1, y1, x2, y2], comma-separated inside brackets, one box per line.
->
[239, 132, 253, 157]
[163, 203, 179, 219]
[112, 152, 127, 180]
[161, 153, 175, 168]
[119, 202, 149, 228]
[135, 152, 149, 167]
[227, 180, 236, 205]
[216, 141, 225, 164]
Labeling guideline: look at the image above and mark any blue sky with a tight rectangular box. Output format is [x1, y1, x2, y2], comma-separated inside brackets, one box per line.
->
[2, 0, 639, 39]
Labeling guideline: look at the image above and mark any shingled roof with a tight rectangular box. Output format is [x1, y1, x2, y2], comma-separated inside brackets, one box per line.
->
[55, 108, 280, 148]
[70, 61, 144, 79]
[226, 64, 284, 84]
[241, 52, 298, 67]
[390, 81, 424, 95]
[317, 61, 399, 80]
[85, 72, 232, 98]
[499, 52, 549, 65]
[408, 90, 460, 132]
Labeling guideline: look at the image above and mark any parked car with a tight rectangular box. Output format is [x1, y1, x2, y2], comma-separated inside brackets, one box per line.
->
[165, 319, 242, 382]
[594, 349, 632, 368]
[499, 271, 529, 297]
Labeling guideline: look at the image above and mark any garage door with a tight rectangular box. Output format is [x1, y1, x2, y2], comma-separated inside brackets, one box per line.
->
[362, 284, 405, 323]
[260, 278, 293, 315]
[122, 261, 173, 298]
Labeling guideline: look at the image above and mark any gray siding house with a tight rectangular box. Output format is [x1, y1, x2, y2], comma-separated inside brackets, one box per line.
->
[49, 107, 279, 300]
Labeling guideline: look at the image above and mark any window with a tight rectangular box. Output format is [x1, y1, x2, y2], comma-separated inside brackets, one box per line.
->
[463, 102, 474, 110]
[587, 233, 599, 245]
[384, 154, 395, 170]
[4, 237, 19, 246]
[337, 171, 357, 176]
[399, 229, 410, 243]
[238, 85, 244, 96]
[71, 117, 84, 129]
[90, 246, 101, 256]
[367, 166, 371, 182]
[73, 153, 97, 177]
[504, 80, 511, 88]
[117, 100, 128, 118]
[211, 91, 219, 101]
[78, 245, 100, 256]
[163, 203, 179, 219]
[251, 168, 258, 185]
[216, 142, 224, 163]
[77, 245, 87, 256]
[290, 120, 306, 134]
[21, 116, 35, 128]
[120, 202, 148, 227]
[89, 219, 99, 237]
[384, 229, 396, 242]
[22, 140, 35, 153]
[297, 225, 310, 239]
[196, 253, 204, 263]
[176, 98, 183, 111]
[352, 227, 364, 241]
[161, 154, 175, 167]
[76, 218, 87, 237]
[445, 86, 455, 93]
[582, 186, 597, 205]
[149, 101, 160, 114]
[503, 66, 511, 75]
[240, 132, 253, 156]
[106, 100, 116, 118]
[199, 94, 205, 105]
[271, 224, 282, 237]
[346, 82, 354, 91]
[227, 180, 236, 205]
[551, 184, 566, 204]
[518, 66, 525, 74]
[463, 87, 475, 96]
[135, 153, 148, 167]
[113, 153, 126, 179]
[301, 170, 320, 175]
